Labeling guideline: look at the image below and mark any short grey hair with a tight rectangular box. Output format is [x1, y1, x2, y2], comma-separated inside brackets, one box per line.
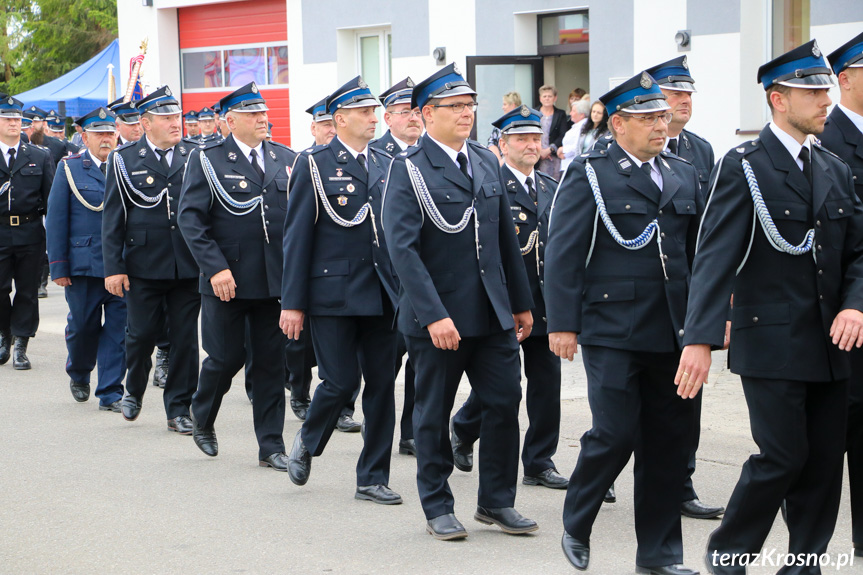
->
[573, 99, 591, 116]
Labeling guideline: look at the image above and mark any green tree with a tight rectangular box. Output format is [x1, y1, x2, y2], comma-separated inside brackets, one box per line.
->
[1, 0, 117, 94]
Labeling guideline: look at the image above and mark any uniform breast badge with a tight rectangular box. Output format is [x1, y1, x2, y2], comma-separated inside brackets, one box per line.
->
[239, 180, 248, 189]
[146, 176, 154, 184]
[519, 212, 527, 221]
[337, 195, 348, 206]
[346, 183, 355, 193]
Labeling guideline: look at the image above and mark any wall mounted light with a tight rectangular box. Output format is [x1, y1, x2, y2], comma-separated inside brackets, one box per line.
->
[675, 30, 691, 52]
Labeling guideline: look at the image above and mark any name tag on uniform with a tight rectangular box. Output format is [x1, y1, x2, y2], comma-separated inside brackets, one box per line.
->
[223, 174, 245, 180]
[511, 206, 522, 211]
[131, 170, 148, 176]
[329, 176, 353, 182]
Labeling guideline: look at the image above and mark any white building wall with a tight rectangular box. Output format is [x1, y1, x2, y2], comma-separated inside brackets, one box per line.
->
[117, 2, 181, 104]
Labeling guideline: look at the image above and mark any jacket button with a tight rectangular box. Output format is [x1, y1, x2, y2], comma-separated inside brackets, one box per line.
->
[539, 241, 544, 247]
[625, 204, 631, 210]
[603, 293, 608, 299]
[661, 232, 666, 238]
[817, 245, 822, 252]
[480, 270, 485, 275]
[678, 329, 684, 336]
[752, 317, 758, 323]
[816, 220, 821, 227]
[784, 210, 790, 216]
[818, 269, 823, 275]
[170, 212, 175, 217]
[446, 194, 450, 200]
[323, 269, 328, 274]
[264, 205, 269, 210]
[820, 294, 824, 300]
[542, 316, 547, 322]
[171, 225, 175, 230]
[167, 183, 172, 187]
[658, 209, 663, 215]
[839, 208, 845, 214]
[369, 196, 373, 201]
[539, 261, 544, 267]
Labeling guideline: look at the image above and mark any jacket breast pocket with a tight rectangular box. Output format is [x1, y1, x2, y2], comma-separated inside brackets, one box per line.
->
[20, 166, 43, 177]
[605, 199, 648, 215]
[825, 198, 853, 248]
[696, 167, 710, 184]
[582, 280, 635, 340]
[483, 183, 501, 222]
[732, 303, 790, 371]
[309, 259, 349, 310]
[70, 235, 93, 273]
[427, 187, 469, 223]
[276, 178, 289, 209]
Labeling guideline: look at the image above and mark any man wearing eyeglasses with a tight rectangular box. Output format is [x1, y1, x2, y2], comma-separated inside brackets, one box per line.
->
[546, 71, 703, 575]
[382, 63, 536, 541]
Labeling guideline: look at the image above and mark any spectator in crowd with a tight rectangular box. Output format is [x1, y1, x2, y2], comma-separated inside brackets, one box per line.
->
[579, 100, 609, 153]
[558, 98, 590, 174]
[537, 85, 567, 177]
[488, 91, 522, 163]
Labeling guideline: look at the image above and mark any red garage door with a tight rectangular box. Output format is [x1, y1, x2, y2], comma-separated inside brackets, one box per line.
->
[178, 0, 291, 146]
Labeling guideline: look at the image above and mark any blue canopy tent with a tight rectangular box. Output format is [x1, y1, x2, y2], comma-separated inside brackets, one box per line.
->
[14, 39, 120, 119]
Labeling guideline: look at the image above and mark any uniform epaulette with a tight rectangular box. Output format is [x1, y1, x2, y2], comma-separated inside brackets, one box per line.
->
[64, 152, 83, 161]
[681, 128, 710, 146]
[269, 141, 295, 154]
[196, 138, 223, 150]
[181, 137, 200, 146]
[812, 139, 842, 162]
[728, 139, 759, 157]
[306, 144, 329, 156]
[660, 149, 693, 164]
[116, 140, 136, 151]
[535, 169, 559, 184]
[370, 146, 392, 160]
[575, 148, 608, 162]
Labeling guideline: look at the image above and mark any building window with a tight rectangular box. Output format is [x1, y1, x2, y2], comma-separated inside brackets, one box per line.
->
[357, 30, 392, 96]
[772, 0, 809, 58]
[538, 11, 589, 56]
[181, 42, 289, 92]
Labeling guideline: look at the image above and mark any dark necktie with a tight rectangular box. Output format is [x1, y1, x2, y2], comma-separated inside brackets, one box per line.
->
[99, 162, 107, 176]
[457, 152, 470, 180]
[667, 138, 678, 155]
[357, 153, 368, 176]
[249, 149, 265, 181]
[799, 146, 812, 189]
[641, 162, 653, 178]
[526, 177, 537, 204]
[156, 148, 170, 171]
[7, 147, 15, 170]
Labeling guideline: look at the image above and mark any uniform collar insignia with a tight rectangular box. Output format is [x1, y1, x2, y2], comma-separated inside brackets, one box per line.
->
[618, 157, 631, 170]
[269, 149, 276, 160]
[227, 151, 237, 161]
[179, 146, 187, 155]
[385, 142, 394, 152]
[138, 148, 147, 157]
[661, 158, 670, 169]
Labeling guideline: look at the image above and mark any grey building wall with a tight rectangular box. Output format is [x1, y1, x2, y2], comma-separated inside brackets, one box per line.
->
[474, 0, 587, 55]
[687, 0, 740, 35]
[301, 0, 430, 64]
[811, 0, 863, 25]
[588, 0, 633, 96]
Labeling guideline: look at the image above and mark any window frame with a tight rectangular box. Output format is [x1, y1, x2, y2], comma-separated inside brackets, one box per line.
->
[180, 40, 290, 93]
[537, 9, 590, 56]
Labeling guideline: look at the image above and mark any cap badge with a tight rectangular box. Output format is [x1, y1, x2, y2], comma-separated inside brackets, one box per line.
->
[30, 106, 35, 111]
[138, 148, 147, 157]
[453, 64, 461, 76]
[98, 109, 106, 119]
[228, 151, 237, 161]
[519, 212, 528, 221]
[269, 149, 276, 160]
[239, 180, 248, 189]
[251, 83, 259, 94]
[165, 87, 172, 96]
[520, 106, 531, 117]
[812, 42, 821, 58]
[346, 183, 356, 193]
[146, 176, 154, 184]
[640, 72, 653, 89]
[7, 97, 13, 105]
[406, 78, 415, 88]
[682, 56, 689, 70]
[338, 195, 348, 206]
[358, 78, 368, 89]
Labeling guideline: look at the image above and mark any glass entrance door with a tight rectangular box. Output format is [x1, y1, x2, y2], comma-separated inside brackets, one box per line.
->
[466, 56, 543, 146]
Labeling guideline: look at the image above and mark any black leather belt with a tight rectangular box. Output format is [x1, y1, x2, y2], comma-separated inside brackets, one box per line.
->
[0, 212, 40, 226]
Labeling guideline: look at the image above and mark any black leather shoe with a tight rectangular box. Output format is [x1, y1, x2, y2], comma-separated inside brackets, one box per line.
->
[0, 331, 10, 365]
[561, 532, 590, 570]
[681, 498, 724, 519]
[398, 438, 417, 456]
[604, 483, 616, 503]
[336, 414, 361, 432]
[523, 467, 568, 489]
[450, 419, 473, 472]
[474, 506, 538, 534]
[191, 413, 218, 457]
[288, 430, 311, 485]
[426, 513, 467, 540]
[355, 484, 403, 505]
[12, 336, 30, 370]
[259, 452, 289, 472]
[121, 394, 142, 421]
[99, 400, 121, 412]
[167, 415, 194, 435]
[636, 564, 700, 575]
[290, 398, 310, 421]
[69, 380, 90, 402]
[152, 347, 168, 388]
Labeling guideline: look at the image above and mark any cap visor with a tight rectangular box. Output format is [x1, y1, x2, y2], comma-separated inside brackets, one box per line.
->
[503, 126, 544, 135]
[0, 111, 23, 118]
[339, 98, 380, 110]
[85, 126, 117, 133]
[145, 104, 183, 115]
[228, 103, 269, 112]
[313, 115, 334, 122]
[619, 99, 671, 113]
[660, 82, 696, 92]
[777, 74, 834, 88]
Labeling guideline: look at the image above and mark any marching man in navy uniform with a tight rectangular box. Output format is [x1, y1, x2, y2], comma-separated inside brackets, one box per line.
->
[675, 41, 863, 574]
[102, 86, 201, 434]
[184, 110, 201, 140]
[822, 31, 863, 558]
[0, 93, 55, 369]
[178, 82, 296, 468]
[281, 77, 402, 503]
[44, 110, 80, 156]
[450, 105, 566, 489]
[107, 98, 143, 147]
[370, 77, 422, 456]
[382, 63, 537, 540]
[546, 72, 703, 574]
[196, 107, 221, 144]
[46, 107, 126, 411]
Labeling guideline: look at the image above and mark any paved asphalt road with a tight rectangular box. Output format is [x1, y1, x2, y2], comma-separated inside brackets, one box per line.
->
[0, 283, 859, 574]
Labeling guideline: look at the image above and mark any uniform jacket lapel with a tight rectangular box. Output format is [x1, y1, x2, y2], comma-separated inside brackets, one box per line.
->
[168, 141, 188, 179]
[421, 133, 472, 192]
[537, 173, 554, 217]
[467, 145, 487, 199]
[608, 142, 661, 204]
[9, 143, 30, 175]
[82, 150, 105, 184]
[760, 126, 811, 202]
[367, 149, 385, 195]
[811, 147, 835, 216]
[657, 154, 680, 210]
[831, 107, 863, 162]
[224, 135, 259, 183]
[261, 140, 285, 190]
[502, 164, 537, 213]
[139, 137, 167, 176]
[329, 137, 367, 184]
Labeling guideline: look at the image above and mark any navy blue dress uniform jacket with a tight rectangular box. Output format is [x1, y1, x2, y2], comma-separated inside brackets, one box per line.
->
[42, 135, 76, 166]
[281, 137, 397, 314]
[370, 131, 401, 156]
[502, 164, 556, 336]
[102, 137, 198, 280]
[178, 135, 296, 299]
[544, 143, 703, 353]
[821, 107, 863, 199]
[46, 150, 108, 278]
[382, 135, 533, 338]
[682, 125, 863, 382]
[0, 142, 54, 246]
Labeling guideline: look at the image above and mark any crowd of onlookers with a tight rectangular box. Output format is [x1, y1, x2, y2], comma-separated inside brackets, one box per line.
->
[487, 85, 610, 179]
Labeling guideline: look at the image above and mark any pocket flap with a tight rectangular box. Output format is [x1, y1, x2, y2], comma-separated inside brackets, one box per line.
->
[769, 200, 808, 222]
[825, 198, 853, 220]
[311, 259, 349, 278]
[483, 183, 502, 197]
[672, 198, 696, 215]
[20, 166, 42, 176]
[275, 178, 288, 192]
[733, 302, 790, 329]
[70, 235, 92, 247]
[584, 281, 635, 303]
[125, 230, 146, 246]
[605, 199, 647, 215]
[427, 187, 463, 204]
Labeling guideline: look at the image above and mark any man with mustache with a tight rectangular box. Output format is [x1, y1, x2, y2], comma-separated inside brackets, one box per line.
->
[102, 86, 201, 436]
[46, 107, 126, 412]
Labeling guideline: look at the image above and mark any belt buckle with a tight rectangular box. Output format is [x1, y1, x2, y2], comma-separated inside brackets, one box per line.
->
[9, 215, 19, 226]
